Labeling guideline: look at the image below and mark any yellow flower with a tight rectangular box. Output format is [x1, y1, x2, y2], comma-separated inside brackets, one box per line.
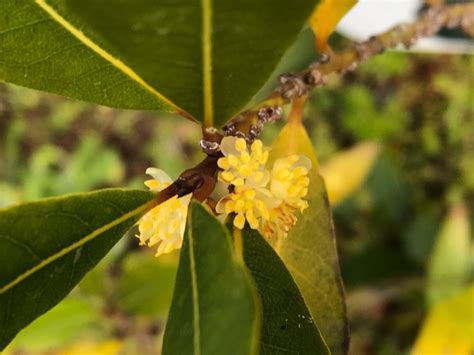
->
[270, 155, 312, 211]
[216, 137, 311, 235]
[136, 168, 191, 257]
[217, 136, 269, 187]
[261, 204, 299, 243]
[216, 185, 277, 230]
[262, 155, 312, 240]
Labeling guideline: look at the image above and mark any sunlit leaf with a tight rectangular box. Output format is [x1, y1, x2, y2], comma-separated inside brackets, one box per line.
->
[268, 120, 318, 168]
[426, 202, 472, 306]
[413, 285, 474, 355]
[240, 228, 330, 354]
[58, 339, 122, 355]
[1, 0, 320, 127]
[310, 0, 357, 52]
[162, 202, 260, 355]
[4, 296, 103, 353]
[0, 189, 155, 349]
[268, 119, 349, 355]
[320, 141, 381, 205]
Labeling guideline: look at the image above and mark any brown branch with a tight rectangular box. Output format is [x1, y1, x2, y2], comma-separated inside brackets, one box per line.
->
[224, 3, 474, 135]
[150, 155, 220, 208]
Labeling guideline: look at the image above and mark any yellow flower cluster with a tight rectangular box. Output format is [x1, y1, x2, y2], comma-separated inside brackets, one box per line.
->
[270, 155, 311, 211]
[135, 137, 311, 257]
[136, 168, 191, 257]
[217, 138, 269, 187]
[216, 136, 311, 239]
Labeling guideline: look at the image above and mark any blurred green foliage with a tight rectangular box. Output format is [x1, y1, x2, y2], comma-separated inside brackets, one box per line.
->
[306, 52, 473, 354]
[0, 51, 472, 354]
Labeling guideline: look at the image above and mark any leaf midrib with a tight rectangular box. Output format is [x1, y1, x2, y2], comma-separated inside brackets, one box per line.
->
[187, 210, 201, 355]
[201, 0, 213, 127]
[0, 201, 154, 294]
[34, 0, 191, 119]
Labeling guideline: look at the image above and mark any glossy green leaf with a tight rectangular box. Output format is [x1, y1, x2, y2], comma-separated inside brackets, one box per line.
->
[241, 228, 330, 355]
[0, 189, 155, 350]
[1, 0, 319, 127]
[162, 202, 260, 355]
[269, 121, 348, 355]
[246, 28, 319, 110]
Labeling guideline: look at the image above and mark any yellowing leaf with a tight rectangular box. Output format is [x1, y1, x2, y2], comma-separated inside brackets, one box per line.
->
[268, 120, 319, 168]
[320, 142, 381, 205]
[412, 285, 474, 355]
[427, 203, 472, 306]
[268, 118, 349, 354]
[310, 0, 357, 52]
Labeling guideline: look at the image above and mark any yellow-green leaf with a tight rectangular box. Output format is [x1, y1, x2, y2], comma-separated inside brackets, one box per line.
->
[240, 228, 330, 354]
[268, 120, 348, 355]
[268, 120, 318, 168]
[427, 203, 472, 306]
[320, 142, 380, 205]
[412, 285, 474, 355]
[310, 0, 357, 52]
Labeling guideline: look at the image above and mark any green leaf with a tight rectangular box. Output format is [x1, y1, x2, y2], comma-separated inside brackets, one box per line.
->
[162, 202, 260, 355]
[269, 121, 348, 355]
[246, 28, 319, 110]
[426, 203, 472, 306]
[277, 175, 348, 354]
[241, 228, 330, 354]
[1, 0, 319, 127]
[4, 296, 104, 353]
[0, 189, 154, 350]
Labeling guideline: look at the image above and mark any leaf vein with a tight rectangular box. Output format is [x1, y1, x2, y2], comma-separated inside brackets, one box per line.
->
[187, 212, 201, 355]
[0, 18, 51, 36]
[0, 234, 42, 261]
[34, 0, 188, 117]
[0, 201, 153, 294]
[201, 0, 213, 127]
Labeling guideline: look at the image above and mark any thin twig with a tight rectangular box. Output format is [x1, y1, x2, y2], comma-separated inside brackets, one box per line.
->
[225, 3, 474, 134]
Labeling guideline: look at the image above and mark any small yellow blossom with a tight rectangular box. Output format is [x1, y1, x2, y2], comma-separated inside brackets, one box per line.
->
[218, 136, 269, 187]
[261, 204, 299, 242]
[216, 185, 277, 229]
[262, 155, 312, 240]
[143, 167, 173, 191]
[270, 155, 312, 211]
[216, 137, 311, 236]
[136, 168, 191, 257]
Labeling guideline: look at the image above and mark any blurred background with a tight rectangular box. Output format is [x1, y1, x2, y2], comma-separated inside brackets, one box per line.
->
[0, 49, 472, 353]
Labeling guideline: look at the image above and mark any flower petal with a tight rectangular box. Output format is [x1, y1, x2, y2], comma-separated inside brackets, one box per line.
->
[146, 168, 173, 186]
[220, 136, 241, 157]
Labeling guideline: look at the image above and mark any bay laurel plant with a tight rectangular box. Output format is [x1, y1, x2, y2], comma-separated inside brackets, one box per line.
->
[1, 0, 470, 354]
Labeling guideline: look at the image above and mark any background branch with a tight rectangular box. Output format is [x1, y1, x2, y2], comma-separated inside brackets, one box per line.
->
[225, 3, 474, 135]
